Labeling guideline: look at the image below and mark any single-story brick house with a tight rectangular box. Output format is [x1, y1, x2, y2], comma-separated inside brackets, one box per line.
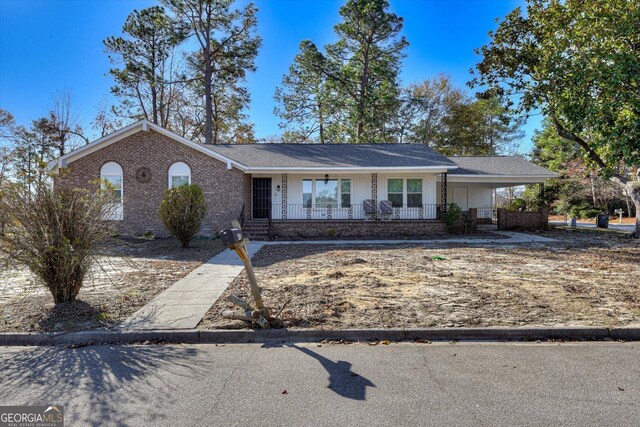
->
[50, 120, 555, 239]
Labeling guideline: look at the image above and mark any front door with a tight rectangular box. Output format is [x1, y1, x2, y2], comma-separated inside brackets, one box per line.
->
[252, 178, 272, 219]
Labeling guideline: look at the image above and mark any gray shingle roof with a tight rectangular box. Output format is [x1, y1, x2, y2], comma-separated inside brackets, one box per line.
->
[448, 156, 556, 176]
[204, 143, 457, 169]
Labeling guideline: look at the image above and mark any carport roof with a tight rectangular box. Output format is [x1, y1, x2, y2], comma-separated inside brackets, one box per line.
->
[447, 156, 556, 177]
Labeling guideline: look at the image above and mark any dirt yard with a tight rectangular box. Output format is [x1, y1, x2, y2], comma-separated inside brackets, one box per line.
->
[201, 229, 640, 329]
[0, 237, 222, 332]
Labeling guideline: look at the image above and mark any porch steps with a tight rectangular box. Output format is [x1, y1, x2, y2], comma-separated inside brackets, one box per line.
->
[242, 220, 270, 241]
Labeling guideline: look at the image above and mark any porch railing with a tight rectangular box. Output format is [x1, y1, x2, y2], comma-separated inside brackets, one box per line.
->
[264, 204, 440, 221]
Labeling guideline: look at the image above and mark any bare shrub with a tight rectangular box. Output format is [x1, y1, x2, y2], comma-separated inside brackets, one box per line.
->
[158, 184, 207, 248]
[0, 182, 116, 303]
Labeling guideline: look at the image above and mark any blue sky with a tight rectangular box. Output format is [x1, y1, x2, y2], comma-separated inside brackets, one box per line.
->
[0, 0, 540, 151]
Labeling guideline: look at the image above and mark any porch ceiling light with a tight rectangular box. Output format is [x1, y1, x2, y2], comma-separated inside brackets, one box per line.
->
[324, 174, 329, 184]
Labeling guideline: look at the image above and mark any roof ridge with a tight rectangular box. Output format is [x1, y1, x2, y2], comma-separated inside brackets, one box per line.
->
[448, 155, 520, 158]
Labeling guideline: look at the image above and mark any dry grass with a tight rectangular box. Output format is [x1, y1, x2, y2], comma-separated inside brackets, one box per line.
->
[201, 229, 640, 329]
[0, 236, 223, 332]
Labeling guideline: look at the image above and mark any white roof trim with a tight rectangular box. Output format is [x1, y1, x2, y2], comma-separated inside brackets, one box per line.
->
[47, 120, 246, 173]
[444, 174, 555, 184]
[244, 165, 458, 174]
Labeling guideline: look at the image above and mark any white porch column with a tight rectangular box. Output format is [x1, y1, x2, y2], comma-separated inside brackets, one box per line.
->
[281, 173, 288, 219]
[371, 173, 378, 202]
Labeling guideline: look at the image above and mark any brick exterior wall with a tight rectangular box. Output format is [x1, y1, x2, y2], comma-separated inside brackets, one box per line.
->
[54, 129, 247, 237]
[497, 208, 548, 230]
[268, 220, 447, 240]
[242, 174, 252, 225]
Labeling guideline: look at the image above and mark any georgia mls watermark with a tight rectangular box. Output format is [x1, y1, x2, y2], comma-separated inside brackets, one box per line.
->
[0, 406, 64, 427]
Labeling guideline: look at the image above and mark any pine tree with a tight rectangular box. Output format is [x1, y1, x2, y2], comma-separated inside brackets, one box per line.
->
[166, 0, 261, 144]
[105, 6, 187, 128]
[276, 0, 407, 143]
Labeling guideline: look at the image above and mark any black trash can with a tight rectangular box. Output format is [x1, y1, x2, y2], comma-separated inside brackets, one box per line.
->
[596, 213, 609, 229]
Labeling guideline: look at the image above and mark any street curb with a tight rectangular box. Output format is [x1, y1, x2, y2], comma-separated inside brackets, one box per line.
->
[0, 327, 638, 346]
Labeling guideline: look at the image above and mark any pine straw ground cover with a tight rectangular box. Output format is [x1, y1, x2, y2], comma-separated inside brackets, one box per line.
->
[201, 229, 640, 330]
[0, 237, 222, 332]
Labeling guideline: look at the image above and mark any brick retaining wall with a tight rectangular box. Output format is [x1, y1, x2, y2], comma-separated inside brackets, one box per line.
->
[497, 208, 548, 230]
[268, 220, 447, 240]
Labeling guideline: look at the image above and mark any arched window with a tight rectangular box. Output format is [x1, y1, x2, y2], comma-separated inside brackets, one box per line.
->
[168, 162, 191, 188]
[100, 162, 123, 220]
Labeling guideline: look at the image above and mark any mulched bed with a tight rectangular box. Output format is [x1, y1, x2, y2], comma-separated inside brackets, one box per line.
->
[0, 237, 223, 332]
[199, 228, 640, 330]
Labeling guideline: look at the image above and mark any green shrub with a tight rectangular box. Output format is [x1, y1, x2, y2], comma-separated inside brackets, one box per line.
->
[507, 198, 527, 212]
[158, 184, 207, 248]
[567, 203, 602, 220]
[0, 183, 116, 304]
[443, 203, 463, 232]
[581, 208, 602, 220]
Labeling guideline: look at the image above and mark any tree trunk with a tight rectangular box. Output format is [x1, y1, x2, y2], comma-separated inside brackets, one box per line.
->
[356, 46, 370, 144]
[590, 173, 597, 206]
[630, 181, 640, 238]
[318, 99, 325, 144]
[151, 37, 158, 125]
[204, 63, 213, 144]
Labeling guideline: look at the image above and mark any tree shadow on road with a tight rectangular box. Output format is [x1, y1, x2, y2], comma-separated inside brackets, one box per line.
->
[287, 343, 375, 400]
[0, 344, 204, 426]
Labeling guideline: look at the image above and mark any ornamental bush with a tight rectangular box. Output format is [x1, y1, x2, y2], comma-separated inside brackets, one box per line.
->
[0, 183, 116, 304]
[443, 202, 463, 232]
[507, 198, 527, 212]
[158, 184, 207, 248]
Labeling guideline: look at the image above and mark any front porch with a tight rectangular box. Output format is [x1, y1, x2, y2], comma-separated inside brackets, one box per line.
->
[243, 171, 484, 239]
[249, 172, 450, 222]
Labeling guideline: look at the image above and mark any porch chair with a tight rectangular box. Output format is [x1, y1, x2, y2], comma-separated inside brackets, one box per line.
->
[379, 200, 393, 221]
[363, 199, 377, 221]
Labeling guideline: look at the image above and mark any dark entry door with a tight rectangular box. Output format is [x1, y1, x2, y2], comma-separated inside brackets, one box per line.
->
[252, 178, 272, 219]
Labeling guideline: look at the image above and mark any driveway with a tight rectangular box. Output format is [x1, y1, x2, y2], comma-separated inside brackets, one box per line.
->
[1, 342, 638, 426]
[549, 220, 636, 232]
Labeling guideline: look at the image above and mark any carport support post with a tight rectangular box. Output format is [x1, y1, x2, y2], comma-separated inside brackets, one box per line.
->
[539, 183, 545, 209]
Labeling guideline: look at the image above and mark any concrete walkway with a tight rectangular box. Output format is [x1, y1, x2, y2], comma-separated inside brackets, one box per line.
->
[120, 243, 265, 330]
[261, 231, 555, 246]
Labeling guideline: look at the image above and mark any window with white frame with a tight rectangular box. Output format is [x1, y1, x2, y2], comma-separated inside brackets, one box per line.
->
[168, 162, 191, 188]
[387, 179, 403, 207]
[387, 178, 423, 208]
[302, 178, 351, 207]
[407, 179, 423, 207]
[100, 162, 123, 220]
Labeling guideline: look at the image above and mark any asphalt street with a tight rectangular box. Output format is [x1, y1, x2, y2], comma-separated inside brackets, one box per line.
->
[0, 341, 638, 426]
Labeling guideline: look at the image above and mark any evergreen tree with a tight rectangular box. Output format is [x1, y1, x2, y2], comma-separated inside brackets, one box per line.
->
[276, 0, 407, 143]
[274, 41, 334, 143]
[166, 0, 261, 144]
[105, 6, 187, 128]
